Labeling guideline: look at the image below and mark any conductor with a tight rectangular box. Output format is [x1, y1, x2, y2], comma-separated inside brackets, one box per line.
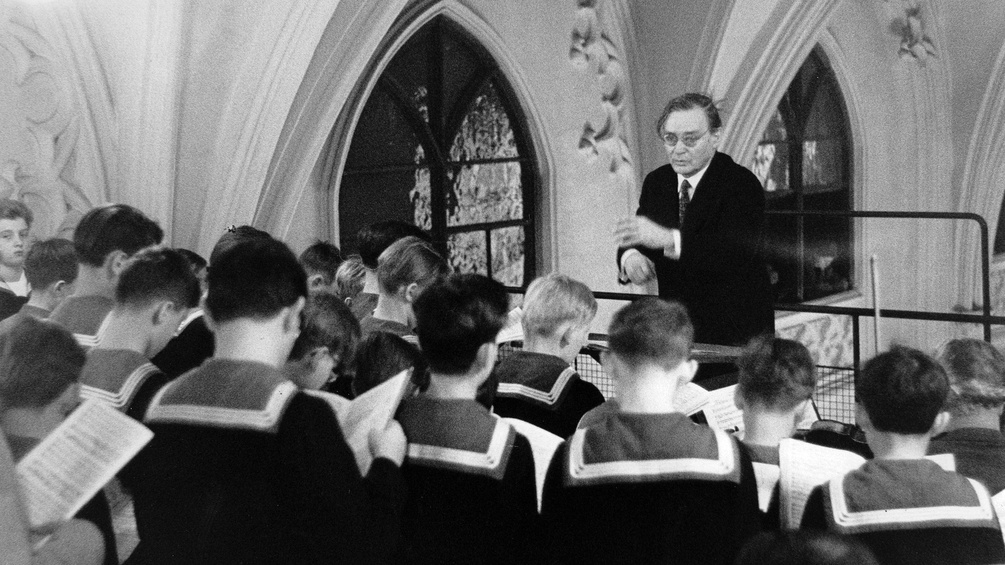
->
[616, 93, 773, 347]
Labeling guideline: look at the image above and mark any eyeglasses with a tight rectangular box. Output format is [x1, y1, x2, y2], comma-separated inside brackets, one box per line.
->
[660, 128, 709, 148]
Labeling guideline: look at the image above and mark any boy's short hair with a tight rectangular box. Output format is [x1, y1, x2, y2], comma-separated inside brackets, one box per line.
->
[607, 297, 693, 371]
[377, 236, 449, 294]
[23, 238, 78, 290]
[299, 241, 342, 284]
[357, 221, 431, 269]
[0, 198, 33, 226]
[857, 346, 949, 434]
[205, 238, 307, 324]
[115, 247, 201, 310]
[353, 331, 426, 396]
[521, 273, 597, 338]
[414, 273, 509, 375]
[208, 225, 271, 266]
[335, 255, 365, 301]
[935, 338, 1005, 412]
[737, 335, 816, 411]
[289, 293, 360, 379]
[73, 204, 163, 267]
[0, 317, 84, 409]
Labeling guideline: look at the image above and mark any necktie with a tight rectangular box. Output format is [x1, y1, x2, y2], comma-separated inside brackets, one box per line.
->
[679, 179, 691, 225]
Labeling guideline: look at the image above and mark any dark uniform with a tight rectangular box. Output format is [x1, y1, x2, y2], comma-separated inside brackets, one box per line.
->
[395, 395, 542, 565]
[492, 350, 605, 439]
[48, 295, 114, 348]
[80, 349, 168, 421]
[542, 412, 761, 565]
[801, 458, 1005, 565]
[125, 359, 404, 564]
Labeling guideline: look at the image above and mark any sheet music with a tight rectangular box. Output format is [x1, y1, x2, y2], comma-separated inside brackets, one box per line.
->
[496, 308, 524, 344]
[502, 418, 562, 511]
[778, 438, 866, 529]
[673, 382, 711, 416]
[752, 462, 781, 513]
[307, 371, 410, 475]
[15, 400, 153, 529]
[702, 385, 744, 432]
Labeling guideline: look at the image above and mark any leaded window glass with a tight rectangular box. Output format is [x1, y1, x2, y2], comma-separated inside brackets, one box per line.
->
[339, 17, 536, 287]
[754, 47, 853, 303]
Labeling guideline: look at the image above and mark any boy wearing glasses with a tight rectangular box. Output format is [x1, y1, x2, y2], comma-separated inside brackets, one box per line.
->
[615, 93, 772, 354]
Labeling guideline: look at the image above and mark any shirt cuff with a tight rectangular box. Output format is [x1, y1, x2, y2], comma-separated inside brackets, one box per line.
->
[663, 229, 682, 259]
[620, 248, 644, 271]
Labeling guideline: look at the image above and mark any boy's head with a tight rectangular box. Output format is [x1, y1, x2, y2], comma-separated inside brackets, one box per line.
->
[414, 273, 509, 377]
[0, 317, 84, 430]
[521, 273, 597, 359]
[0, 199, 33, 270]
[377, 236, 449, 298]
[354, 331, 426, 396]
[299, 241, 342, 295]
[857, 346, 949, 435]
[934, 338, 1005, 416]
[357, 221, 431, 270]
[288, 293, 361, 390]
[24, 238, 78, 297]
[208, 225, 271, 266]
[607, 297, 694, 373]
[205, 237, 307, 326]
[737, 335, 816, 412]
[73, 204, 163, 269]
[335, 255, 366, 304]
[115, 248, 202, 356]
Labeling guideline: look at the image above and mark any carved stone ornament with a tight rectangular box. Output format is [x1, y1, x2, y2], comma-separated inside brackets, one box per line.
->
[887, 0, 936, 64]
[570, 0, 634, 180]
[0, 5, 90, 241]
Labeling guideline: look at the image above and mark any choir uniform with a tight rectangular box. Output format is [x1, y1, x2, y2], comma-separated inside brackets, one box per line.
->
[492, 350, 604, 438]
[801, 458, 1005, 565]
[929, 428, 1005, 495]
[541, 412, 761, 565]
[124, 359, 405, 565]
[48, 295, 114, 348]
[151, 310, 214, 379]
[394, 395, 542, 565]
[80, 349, 168, 421]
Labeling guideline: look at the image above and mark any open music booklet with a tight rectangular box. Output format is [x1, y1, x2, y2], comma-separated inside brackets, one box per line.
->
[15, 399, 153, 530]
[777, 438, 956, 529]
[306, 370, 412, 475]
[673, 382, 818, 434]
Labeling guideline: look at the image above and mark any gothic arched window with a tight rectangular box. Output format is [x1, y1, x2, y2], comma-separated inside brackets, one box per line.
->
[753, 47, 853, 303]
[339, 17, 537, 287]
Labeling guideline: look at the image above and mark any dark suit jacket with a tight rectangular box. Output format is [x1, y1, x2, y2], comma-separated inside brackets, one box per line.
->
[618, 151, 773, 345]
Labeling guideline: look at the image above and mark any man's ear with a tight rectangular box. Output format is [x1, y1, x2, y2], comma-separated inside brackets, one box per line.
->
[105, 250, 129, 279]
[283, 296, 307, 334]
[307, 274, 325, 292]
[733, 386, 745, 410]
[677, 359, 698, 386]
[930, 411, 951, 437]
[475, 341, 498, 376]
[403, 282, 420, 303]
[855, 403, 873, 432]
[151, 301, 174, 327]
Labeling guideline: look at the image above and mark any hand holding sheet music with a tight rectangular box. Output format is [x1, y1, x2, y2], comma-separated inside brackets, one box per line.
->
[15, 399, 153, 529]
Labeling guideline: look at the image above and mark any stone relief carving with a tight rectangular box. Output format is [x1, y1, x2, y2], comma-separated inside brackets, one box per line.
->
[0, 5, 90, 241]
[570, 0, 633, 180]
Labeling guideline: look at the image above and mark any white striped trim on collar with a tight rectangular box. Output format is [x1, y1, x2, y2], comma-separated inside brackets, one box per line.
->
[828, 475, 997, 533]
[566, 426, 737, 485]
[496, 366, 576, 406]
[145, 380, 297, 433]
[407, 418, 513, 479]
[80, 362, 160, 410]
[174, 309, 204, 336]
[73, 312, 113, 349]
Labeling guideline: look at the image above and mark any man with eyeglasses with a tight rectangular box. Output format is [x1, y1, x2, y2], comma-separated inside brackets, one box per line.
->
[615, 93, 773, 360]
